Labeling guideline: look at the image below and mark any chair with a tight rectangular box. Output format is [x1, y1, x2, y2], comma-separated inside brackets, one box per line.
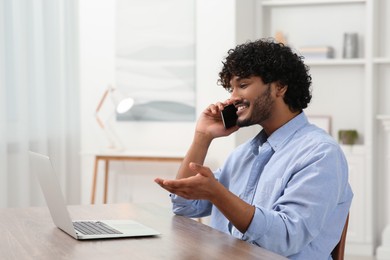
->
[331, 214, 350, 260]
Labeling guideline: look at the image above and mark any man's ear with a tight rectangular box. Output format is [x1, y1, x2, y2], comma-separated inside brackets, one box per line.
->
[275, 82, 287, 97]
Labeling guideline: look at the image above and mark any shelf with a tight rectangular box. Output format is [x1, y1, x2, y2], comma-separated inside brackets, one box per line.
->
[261, 0, 366, 7]
[305, 59, 365, 66]
[374, 58, 390, 65]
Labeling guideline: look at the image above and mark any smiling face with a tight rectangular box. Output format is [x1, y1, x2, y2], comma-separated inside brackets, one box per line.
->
[218, 40, 312, 116]
[228, 76, 274, 127]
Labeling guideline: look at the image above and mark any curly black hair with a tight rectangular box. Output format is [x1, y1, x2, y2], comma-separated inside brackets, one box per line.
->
[218, 38, 312, 111]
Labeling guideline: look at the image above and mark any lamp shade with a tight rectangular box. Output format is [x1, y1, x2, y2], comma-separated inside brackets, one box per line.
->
[116, 97, 134, 114]
[109, 87, 134, 114]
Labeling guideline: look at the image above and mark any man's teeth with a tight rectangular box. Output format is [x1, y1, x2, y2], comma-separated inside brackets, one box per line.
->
[237, 105, 246, 111]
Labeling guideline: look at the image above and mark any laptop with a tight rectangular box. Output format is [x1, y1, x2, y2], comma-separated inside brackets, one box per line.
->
[29, 151, 160, 240]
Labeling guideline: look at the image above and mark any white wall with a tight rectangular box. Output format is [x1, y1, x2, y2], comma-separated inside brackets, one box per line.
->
[79, 0, 241, 206]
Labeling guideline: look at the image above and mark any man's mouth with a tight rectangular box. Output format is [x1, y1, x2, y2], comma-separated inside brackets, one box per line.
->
[237, 105, 246, 111]
[236, 103, 248, 115]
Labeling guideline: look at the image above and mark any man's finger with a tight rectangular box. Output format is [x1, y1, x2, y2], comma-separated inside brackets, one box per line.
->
[189, 162, 212, 177]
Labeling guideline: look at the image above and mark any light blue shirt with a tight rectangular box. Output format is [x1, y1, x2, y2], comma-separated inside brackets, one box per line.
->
[171, 112, 353, 259]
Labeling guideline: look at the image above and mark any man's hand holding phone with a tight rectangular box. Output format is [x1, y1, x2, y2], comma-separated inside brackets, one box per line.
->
[195, 101, 239, 141]
[221, 104, 238, 129]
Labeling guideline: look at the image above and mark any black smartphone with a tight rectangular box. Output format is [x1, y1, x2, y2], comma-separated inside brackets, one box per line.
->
[221, 104, 238, 129]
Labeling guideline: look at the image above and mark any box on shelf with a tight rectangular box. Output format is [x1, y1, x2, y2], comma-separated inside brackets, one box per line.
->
[297, 46, 334, 59]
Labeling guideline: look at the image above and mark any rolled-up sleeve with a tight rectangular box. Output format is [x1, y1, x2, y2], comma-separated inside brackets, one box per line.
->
[170, 194, 212, 218]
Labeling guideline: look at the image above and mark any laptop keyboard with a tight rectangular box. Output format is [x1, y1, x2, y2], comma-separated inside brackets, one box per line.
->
[73, 221, 123, 235]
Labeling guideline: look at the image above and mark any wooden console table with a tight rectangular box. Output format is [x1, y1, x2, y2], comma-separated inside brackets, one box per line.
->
[91, 152, 183, 204]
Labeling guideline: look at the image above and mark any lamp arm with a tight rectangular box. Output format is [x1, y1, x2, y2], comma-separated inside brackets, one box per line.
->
[96, 116, 105, 129]
[94, 85, 125, 151]
[96, 88, 109, 113]
[95, 87, 110, 129]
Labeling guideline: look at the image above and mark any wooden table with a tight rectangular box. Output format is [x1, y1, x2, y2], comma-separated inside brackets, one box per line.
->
[0, 203, 287, 260]
[91, 152, 183, 204]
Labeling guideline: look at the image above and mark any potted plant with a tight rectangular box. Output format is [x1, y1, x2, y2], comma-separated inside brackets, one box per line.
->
[338, 130, 358, 145]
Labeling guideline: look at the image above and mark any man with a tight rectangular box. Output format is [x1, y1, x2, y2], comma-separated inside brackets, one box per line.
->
[155, 39, 353, 259]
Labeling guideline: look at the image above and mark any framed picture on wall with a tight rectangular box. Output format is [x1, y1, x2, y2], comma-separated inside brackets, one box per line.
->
[307, 115, 332, 135]
[115, 0, 196, 122]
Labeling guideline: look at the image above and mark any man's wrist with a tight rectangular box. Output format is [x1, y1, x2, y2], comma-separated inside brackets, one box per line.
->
[193, 131, 213, 147]
[208, 181, 226, 206]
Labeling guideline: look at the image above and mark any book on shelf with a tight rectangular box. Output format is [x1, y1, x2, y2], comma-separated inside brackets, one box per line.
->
[298, 46, 334, 59]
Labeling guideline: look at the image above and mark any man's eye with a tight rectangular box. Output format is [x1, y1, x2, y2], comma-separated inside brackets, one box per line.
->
[240, 84, 248, 88]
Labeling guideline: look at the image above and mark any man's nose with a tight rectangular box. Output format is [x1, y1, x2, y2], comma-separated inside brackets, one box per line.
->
[229, 89, 242, 103]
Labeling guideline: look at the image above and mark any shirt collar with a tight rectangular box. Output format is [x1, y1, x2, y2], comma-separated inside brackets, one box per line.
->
[250, 112, 309, 155]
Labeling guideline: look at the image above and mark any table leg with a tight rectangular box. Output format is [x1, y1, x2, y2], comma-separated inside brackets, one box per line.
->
[103, 160, 109, 203]
[91, 157, 99, 204]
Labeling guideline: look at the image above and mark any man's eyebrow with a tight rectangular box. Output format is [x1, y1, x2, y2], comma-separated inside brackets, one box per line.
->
[230, 76, 250, 85]
[234, 76, 249, 81]
[237, 77, 252, 82]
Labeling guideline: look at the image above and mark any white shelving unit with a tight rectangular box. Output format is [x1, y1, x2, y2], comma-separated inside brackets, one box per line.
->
[233, 0, 390, 257]
[373, 0, 390, 259]
[261, 0, 366, 7]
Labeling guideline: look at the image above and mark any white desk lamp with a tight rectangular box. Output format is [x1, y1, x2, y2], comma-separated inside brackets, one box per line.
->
[95, 85, 134, 150]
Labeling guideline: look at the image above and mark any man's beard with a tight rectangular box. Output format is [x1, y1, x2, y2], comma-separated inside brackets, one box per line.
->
[236, 85, 273, 127]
